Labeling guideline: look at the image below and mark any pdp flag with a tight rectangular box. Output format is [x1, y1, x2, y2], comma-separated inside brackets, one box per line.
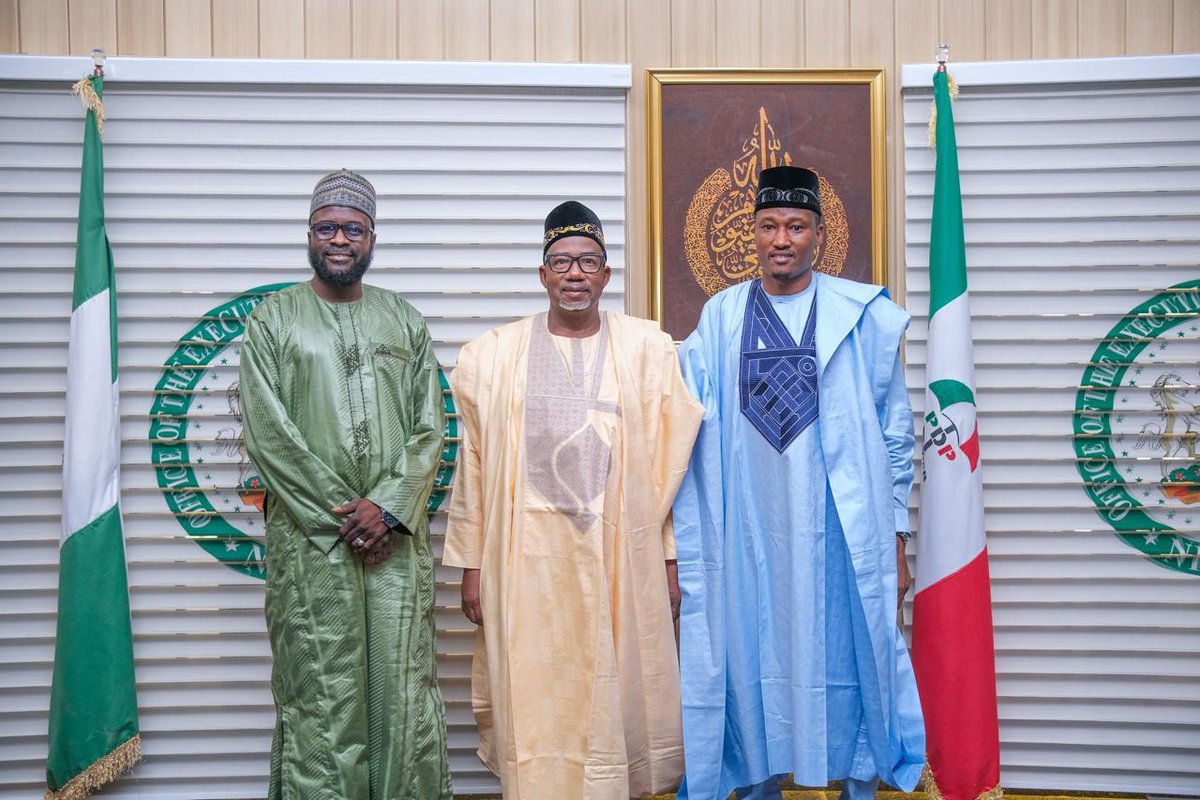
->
[47, 73, 141, 799]
[911, 69, 1002, 800]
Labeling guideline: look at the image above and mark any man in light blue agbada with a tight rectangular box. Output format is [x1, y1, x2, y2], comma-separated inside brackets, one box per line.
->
[674, 166, 925, 800]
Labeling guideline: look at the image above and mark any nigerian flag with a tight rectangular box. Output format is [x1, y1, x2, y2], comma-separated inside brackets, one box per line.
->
[47, 73, 141, 799]
[910, 69, 1001, 800]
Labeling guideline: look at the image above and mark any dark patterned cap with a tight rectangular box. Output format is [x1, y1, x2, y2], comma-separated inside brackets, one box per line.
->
[543, 201, 606, 255]
[310, 169, 376, 222]
[755, 166, 821, 216]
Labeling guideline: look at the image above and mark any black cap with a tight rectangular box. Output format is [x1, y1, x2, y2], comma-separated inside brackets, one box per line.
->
[755, 166, 821, 216]
[543, 201, 606, 255]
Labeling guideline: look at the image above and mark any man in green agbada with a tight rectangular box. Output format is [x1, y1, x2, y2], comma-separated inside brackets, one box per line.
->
[240, 169, 452, 799]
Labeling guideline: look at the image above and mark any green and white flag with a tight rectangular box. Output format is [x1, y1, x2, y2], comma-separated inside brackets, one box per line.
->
[47, 74, 140, 800]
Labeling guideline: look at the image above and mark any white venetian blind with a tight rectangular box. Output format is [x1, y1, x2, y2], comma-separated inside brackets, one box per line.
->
[902, 54, 1200, 794]
[0, 54, 629, 799]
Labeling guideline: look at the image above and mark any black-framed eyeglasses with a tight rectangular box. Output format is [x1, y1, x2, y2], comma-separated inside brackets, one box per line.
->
[545, 253, 606, 274]
[309, 221, 374, 241]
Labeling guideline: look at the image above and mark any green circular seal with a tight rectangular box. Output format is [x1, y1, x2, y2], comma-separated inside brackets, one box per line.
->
[1073, 278, 1200, 576]
[149, 283, 459, 579]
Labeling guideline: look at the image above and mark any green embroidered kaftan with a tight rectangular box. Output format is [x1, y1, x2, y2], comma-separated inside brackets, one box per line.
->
[240, 281, 451, 800]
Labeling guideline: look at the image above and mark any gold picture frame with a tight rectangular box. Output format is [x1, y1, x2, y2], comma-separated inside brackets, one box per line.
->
[647, 68, 888, 340]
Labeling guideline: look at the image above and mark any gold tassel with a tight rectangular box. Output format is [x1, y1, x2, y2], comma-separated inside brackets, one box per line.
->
[926, 71, 960, 149]
[45, 734, 141, 800]
[922, 760, 1004, 800]
[976, 786, 1005, 800]
[70, 75, 105, 136]
[922, 763, 945, 800]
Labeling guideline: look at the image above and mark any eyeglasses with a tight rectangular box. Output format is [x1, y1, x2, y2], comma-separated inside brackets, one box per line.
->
[545, 253, 606, 274]
[309, 221, 373, 241]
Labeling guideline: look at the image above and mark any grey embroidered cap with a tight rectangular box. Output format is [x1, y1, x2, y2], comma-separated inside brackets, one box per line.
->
[310, 169, 377, 223]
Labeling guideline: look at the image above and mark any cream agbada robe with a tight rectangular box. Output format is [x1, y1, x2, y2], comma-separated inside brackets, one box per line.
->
[443, 311, 703, 799]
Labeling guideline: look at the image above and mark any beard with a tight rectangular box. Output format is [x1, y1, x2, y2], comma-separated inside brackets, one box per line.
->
[760, 248, 816, 285]
[309, 245, 373, 287]
[557, 297, 593, 312]
[555, 287, 594, 312]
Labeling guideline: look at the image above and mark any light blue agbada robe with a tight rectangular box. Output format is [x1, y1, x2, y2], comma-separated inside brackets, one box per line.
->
[674, 273, 925, 799]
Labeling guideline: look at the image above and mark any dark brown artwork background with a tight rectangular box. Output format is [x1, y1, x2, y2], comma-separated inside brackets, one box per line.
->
[659, 82, 874, 340]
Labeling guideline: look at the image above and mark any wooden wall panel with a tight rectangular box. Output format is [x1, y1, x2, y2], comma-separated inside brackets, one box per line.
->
[626, 0, 670, 315]
[628, 0, 670, 69]
[1126, 0, 1172, 55]
[894, 0, 939, 69]
[117, 0, 163, 55]
[1032, 0, 1077, 57]
[1176, 0, 1200, 51]
[759, 0, 803, 68]
[12, 0, 1191, 61]
[892, 0, 939, 299]
[985, 0, 1031, 59]
[534, 0, 578, 62]
[398, 0, 444, 58]
[259, 0, 305, 57]
[305, 0, 351, 57]
[581, 0, 624, 62]
[715, 0, 759, 67]
[444, 0, 489, 59]
[849, 0, 892, 67]
[17, 0, 69, 54]
[849, 0, 892, 284]
[352, 0, 397, 58]
[0, 0, 16, 52]
[490, 0, 533, 61]
[4, 0, 1191, 81]
[165, 0, 212, 56]
[68, 0, 116, 55]
[940, 0, 985, 61]
[850, 0, 896, 289]
[212, 0, 257, 56]
[804, 0, 849, 66]
[2, 1, 1192, 77]
[1079, 0, 1124, 56]
[671, 0, 717, 66]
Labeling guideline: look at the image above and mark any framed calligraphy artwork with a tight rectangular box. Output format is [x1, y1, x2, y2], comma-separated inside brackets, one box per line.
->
[647, 69, 888, 340]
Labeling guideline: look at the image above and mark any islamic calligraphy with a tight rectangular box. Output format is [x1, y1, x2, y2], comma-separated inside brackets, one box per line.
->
[684, 107, 849, 297]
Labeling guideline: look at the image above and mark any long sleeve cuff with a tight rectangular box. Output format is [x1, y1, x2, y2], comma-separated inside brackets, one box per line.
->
[367, 478, 427, 537]
[442, 521, 483, 569]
